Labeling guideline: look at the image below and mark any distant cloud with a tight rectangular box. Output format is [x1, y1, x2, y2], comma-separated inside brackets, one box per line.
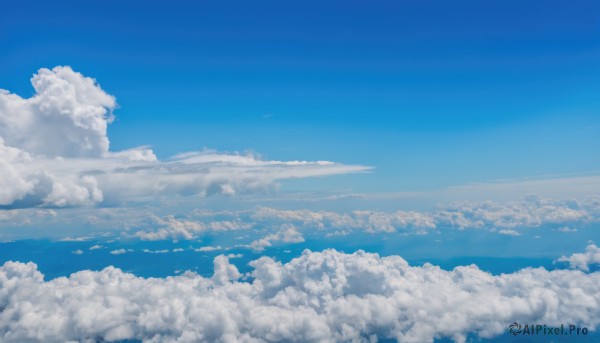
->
[195, 246, 223, 252]
[249, 224, 304, 251]
[557, 244, 600, 272]
[71, 249, 83, 255]
[135, 215, 205, 241]
[247, 195, 600, 235]
[59, 236, 91, 242]
[43, 195, 598, 244]
[0, 66, 370, 209]
[142, 249, 169, 254]
[554, 226, 578, 233]
[498, 229, 521, 236]
[89, 245, 103, 250]
[109, 249, 130, 255]
[1, 250, 599, 342]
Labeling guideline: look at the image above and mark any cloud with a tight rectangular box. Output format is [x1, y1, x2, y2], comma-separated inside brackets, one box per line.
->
[0, 66, 370, 209]
[89, 244, 103, 250]
[71, 249, 83, 255]
[554, 226, 578, 233]
[109, 249, 131, 255]
[59, 236, 91, 242]
[557, 244, 600, 272]
[135, 215, 205, 241]
[249, 224, 305, 251]
[1, 250, 599, 342]
[142, 249, 170, 254]
[195, 246, 223, 252]
[253, 195, 600, 233]
[498, 229, 521, 236]
[0, 66, 115, 158]
[251, 207, 437, 234]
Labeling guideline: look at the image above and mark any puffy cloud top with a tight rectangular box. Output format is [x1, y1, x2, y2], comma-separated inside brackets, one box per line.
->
[0, 249, 599, 342]
[0, 66, 115, 158]
[558, 244, 600, 272]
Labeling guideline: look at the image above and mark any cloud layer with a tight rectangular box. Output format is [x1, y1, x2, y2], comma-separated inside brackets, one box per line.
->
[0, 67, 369, 208]
[0, 249, 598, 342]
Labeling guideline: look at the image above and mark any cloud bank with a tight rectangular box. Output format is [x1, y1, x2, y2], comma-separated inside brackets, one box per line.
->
[0, 67, 369, 209]
[0, 249, 599, 342]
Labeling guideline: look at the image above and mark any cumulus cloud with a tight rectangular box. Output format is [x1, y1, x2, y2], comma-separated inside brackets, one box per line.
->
[435, 195, 594, 229]
[249, 224, 305, 251]
[0, 66, 369, 209]
[135, 215, 205, 241]
[557, 244, 600, 272]
[0, 250, 599, 342]
[49, 195, 597, 244]
[251, 207, 437, 234]
[249, 195, 600, 235]
[0, 67, 115, 158]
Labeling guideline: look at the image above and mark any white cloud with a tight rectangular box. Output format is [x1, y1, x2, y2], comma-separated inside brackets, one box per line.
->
[557, 244, 600, 272]
[71, 249, 83, 255]
[142, 249, 170, 254]
[59, 236, 91, 242]
[554, 226, 578, 233]
[251, 207, 437, 234]
[249, 224, 305, 251]
[0, 66, 115, 158]
[109, 249, 131, 255]
[89, 244, 103, 250]
[0, 66, 370, 209]
[250, 195, 600, 235]
[0, 250, 599, 342]
[135, 215, 205, 241]
[195, 246, 223, 252]
[498, 229, 521, 236]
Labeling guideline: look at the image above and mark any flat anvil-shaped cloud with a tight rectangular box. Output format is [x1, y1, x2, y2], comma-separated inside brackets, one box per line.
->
[0, 67, 370, 208]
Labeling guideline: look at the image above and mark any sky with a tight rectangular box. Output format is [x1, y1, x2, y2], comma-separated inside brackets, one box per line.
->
[1, 1, 600, 342]
[2, 0, 599, 192]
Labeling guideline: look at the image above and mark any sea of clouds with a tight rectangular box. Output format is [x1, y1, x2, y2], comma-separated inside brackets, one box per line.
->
[1, 248, 599, 342]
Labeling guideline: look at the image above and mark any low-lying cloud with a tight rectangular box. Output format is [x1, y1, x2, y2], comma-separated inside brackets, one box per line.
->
[0, 249, 598, 342]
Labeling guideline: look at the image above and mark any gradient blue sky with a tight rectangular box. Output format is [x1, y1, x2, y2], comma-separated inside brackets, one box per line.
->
[2, 3, 600, 341]
[2, 0, 599, 194]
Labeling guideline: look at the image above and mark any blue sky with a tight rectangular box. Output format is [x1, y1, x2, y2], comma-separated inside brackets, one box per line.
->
[2, 0, 599, 193]
[1, 2, 600, 342]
